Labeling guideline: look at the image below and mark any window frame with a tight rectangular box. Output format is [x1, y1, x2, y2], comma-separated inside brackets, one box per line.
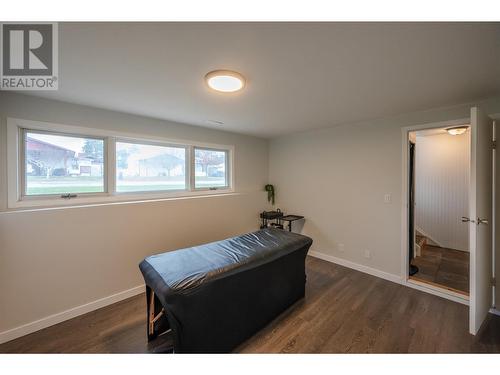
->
[21, 128, 109, 200]
[114, 138, 189, 195]
[7, 118, 235, 209]
[193, 146, 230, 191]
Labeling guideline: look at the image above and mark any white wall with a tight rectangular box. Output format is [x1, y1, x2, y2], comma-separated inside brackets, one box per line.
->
[0, 92, 270, 339]
[415, 132, 470, 251]
[269, 97, 500, 279]
[2, 91, 500, 340]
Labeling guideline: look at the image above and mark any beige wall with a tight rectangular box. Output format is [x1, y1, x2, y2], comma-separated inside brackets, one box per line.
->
[0, 92, 270, 334]
[0, 92, 268, 210]
[1, 91, 499, 338]
[269, 97, 500, 280]
[415, 132, 470, 252]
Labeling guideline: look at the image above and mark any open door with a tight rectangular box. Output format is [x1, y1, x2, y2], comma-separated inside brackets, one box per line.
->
[469, 106, 493, 334]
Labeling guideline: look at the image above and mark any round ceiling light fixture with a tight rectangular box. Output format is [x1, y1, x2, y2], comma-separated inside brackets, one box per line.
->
[205, 70, 245, 93]
[446, 126, 468, 136]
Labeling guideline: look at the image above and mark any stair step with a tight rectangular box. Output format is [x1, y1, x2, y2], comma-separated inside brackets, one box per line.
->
[416, 234, 426, 248]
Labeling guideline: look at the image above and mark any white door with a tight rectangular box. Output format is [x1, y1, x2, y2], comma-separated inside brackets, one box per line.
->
[469, 106, 493, 335]
[495, 121, 499, 313]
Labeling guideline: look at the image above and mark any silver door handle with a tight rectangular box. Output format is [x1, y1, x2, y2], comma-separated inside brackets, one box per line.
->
[477, 218, 489, 225]
[462, 216, 475, 223]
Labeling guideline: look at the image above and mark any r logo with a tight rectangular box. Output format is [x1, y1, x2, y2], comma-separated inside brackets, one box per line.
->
[3, 24, 53, 75]
[1, 22, 58, 90]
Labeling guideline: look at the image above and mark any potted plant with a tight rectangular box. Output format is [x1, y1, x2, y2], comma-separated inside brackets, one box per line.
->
[264, 184, 275, 205]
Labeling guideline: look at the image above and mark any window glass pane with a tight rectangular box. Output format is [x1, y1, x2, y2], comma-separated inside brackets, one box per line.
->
[194, 148, 228, 189]
[116, 142, 186, 192]
[25, 132, 105, 195]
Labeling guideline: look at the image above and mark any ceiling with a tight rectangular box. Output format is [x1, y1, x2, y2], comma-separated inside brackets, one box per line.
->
[28, 22, 500, 138]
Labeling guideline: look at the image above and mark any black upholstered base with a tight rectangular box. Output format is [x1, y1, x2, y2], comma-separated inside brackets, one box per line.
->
[139, 228, 313, 353]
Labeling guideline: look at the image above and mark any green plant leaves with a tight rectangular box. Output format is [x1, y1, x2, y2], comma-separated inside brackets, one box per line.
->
[264, 184, 275, 205]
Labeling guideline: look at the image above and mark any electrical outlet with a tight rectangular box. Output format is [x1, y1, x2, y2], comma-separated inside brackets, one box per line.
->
[338, 243, 345, 252]
[384, 194, 391, 204]
[364, 250, 371, 259]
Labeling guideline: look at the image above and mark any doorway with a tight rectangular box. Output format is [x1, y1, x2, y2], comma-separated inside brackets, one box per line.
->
[401, 108, 494, 335]
[408, 126, 471, 296]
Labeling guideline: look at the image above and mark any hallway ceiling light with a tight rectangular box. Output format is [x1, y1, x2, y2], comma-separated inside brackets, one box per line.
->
[446, 126, 468, 136]
[205, 70, 245, 93]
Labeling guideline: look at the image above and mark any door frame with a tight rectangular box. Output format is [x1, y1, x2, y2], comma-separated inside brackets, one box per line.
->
[400, 117, 471, 305]
[491, 115, 500, 314]
[492, 119, 497, 311]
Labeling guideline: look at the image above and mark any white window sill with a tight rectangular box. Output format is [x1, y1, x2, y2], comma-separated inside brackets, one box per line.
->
[6, 189, 237, 212]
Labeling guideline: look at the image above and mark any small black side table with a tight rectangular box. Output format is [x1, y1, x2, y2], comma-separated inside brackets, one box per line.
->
[260, 210, 284, 229]
[279, 215, 304, 232]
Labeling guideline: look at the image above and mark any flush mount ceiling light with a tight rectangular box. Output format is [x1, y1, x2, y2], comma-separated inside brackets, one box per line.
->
[446, 126, 468, 136]
[205, 70, 245, 93]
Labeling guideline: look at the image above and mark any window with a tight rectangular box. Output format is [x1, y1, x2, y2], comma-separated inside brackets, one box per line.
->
[8, 118, 233, 208]
[194, 148, 229, 189]
[23, 130, 105, 196]
[116, 141, 187, 193]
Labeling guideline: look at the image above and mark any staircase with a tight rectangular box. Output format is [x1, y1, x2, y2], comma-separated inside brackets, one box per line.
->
[415, 232, 427, 257]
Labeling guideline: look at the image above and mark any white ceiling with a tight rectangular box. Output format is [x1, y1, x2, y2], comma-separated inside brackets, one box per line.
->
[28, 23, 500, 138]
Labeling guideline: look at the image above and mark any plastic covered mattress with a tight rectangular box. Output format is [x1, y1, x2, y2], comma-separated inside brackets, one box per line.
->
[139, 228, 313, 353]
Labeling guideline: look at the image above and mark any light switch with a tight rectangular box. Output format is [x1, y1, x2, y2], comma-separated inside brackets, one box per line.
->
[384, 194, 391, 204]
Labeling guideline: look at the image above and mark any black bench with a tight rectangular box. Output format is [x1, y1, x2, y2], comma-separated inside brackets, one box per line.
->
[139, 228, 313, 353]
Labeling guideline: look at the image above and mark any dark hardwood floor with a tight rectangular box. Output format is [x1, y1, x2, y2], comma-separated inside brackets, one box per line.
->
[1, 256, 499, 354]
[410, 245, 469, 294]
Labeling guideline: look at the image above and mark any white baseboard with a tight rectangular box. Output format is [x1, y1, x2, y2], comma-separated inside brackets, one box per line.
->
[490, 308, 500, 316]
[308, 250, 402, 284]
[0, 284, 145, 345]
